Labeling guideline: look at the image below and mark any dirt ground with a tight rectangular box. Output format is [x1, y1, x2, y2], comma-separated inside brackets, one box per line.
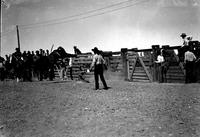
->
[0, 80, 200, 137]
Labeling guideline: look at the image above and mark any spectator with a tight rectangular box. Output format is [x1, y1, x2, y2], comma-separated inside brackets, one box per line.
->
[68, 57, 73, 80]
[0, 56, 5, 81]
[12, 48, 23, 82]
[155, 50, 165, 83]
[74, 46, 82, 55]
[46, 50, 49, 56]
[180, 33, 188, 46]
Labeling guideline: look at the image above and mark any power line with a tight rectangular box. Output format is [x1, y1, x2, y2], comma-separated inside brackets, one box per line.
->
[20, 0, 150, 30]
[20, 0, 139, 28]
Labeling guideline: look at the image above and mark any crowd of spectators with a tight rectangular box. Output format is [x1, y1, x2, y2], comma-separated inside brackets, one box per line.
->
[0, 48, 51, 82]
[0, 46, 84, 82]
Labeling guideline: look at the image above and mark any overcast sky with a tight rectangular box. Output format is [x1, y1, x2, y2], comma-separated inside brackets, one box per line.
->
[1, 0, 200, 56]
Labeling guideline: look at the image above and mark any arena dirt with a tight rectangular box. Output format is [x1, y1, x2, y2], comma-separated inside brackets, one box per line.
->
[0, 80, 200, 137]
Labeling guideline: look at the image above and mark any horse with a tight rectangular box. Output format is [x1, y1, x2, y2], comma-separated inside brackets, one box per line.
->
[40, 46, 76, 81]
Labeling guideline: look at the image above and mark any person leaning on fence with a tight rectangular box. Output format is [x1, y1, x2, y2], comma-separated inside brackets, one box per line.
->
[184, 46, 196, 83]
[90, 47, 108, 90]
[155, 50, 165, 83]
[68, 57, 73, 80]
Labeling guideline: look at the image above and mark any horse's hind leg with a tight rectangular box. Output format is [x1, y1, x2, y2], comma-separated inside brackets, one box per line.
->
[49, 67, 54, 81]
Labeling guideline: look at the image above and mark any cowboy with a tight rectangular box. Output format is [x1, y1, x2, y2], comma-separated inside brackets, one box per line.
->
[184, 46, 196, 83]
[90, 47, 108, 90]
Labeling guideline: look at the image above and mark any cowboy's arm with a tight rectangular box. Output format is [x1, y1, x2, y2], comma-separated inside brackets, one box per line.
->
[184, 53, 187, 64]
[193, 53, 196, 60]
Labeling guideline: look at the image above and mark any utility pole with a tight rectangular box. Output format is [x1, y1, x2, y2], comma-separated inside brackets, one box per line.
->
[16, 25, 21, 51]
[1, 0, 9, 56]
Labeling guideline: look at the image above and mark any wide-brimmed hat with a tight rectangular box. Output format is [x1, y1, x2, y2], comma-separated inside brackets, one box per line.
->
[92, 47, 99, 52]
[180, 33, 187, 38]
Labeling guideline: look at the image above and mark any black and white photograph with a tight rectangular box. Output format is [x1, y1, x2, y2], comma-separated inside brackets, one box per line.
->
[0, 0, 200, 136]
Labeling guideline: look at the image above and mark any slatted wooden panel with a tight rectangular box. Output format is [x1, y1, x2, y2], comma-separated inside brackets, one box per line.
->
[166, 66, 185, 83]
[54, 54, 93, 80]
[128, 51, 152, 82]
[165, 51, 185, 83]
[71, 54, 93, 80]
[109, 55, 123, 72]
[128, 49, 185, 83]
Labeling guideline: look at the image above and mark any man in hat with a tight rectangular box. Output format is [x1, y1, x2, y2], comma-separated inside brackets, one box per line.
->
[73, 46, 82, 55]
[180, 33, 188, 46]
[12, 47, 23, 82]
[90, 47, 108, 90]
[184, 46, 196, 83]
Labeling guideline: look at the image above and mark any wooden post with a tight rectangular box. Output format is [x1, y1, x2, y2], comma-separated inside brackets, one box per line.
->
[121, 48, 128, 81]
[152, 45, 160, 82]
[16, 25, 21, 51]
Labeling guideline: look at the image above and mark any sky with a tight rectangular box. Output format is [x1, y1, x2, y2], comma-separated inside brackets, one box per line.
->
[1, 0, 200, 57]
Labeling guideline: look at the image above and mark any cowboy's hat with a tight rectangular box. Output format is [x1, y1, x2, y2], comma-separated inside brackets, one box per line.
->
[92, 47, 99, 52]
[180, 33, 187, 38]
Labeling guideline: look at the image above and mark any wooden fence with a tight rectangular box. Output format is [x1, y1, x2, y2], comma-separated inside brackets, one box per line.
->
[55, 43, 200, 83]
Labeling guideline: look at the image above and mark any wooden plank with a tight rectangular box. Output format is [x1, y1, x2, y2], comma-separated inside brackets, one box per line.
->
[166, 74, 185, 78]
[131, 79, 150, 82]
[73, 58, 92, 61]
[132, 76, 149, 80]
[129, 56, 138, 80]
[133, 72, 148, 77]
[167, 70, 184, 74]
[73, 61, 92, 64]
[132, 69, 145, 73]
[77, 54, 92, 58]
[167, 79, 185, 83]
[134, 66, 145, 70]
[73, 60, 92, 62]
